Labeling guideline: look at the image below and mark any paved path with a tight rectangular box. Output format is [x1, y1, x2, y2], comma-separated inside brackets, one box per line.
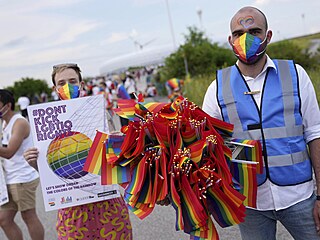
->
[0, 75, 293, 239]
[0, 185, 293, 239]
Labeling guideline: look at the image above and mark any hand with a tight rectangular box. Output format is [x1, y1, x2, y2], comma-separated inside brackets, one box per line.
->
[313, 199, 320, 235]
[156, 195, 171, 206]
[23, 147, 39, 170]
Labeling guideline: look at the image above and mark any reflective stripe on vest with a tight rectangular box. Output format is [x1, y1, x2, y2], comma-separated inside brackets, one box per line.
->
[217, 60, 312, 186]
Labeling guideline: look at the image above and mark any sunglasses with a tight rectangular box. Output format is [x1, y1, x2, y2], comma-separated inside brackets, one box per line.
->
[53, 63, 78, 70]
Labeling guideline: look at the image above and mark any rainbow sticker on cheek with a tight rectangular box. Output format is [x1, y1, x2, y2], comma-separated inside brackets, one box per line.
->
[238, 16, 254, 29]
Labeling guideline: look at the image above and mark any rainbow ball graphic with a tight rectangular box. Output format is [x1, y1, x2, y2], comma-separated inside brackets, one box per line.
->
[47, 131, 92, 179]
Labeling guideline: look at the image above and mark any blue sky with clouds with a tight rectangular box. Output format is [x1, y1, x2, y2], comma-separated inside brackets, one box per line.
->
[0, 0, 319, 88]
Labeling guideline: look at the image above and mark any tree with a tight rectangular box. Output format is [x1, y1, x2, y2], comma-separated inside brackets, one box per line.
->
[160, 26, 235, 81]
[5, 78, 51, 103]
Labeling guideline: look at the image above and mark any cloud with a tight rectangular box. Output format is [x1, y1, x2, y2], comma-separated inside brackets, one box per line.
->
[2, 37, 28, 48]
[132, 0, 162, 6]
[0, 43, 89, 68]
[102, 32, 129, 44]
[2, 0, 84, 14]
[53, 21, 100, 45]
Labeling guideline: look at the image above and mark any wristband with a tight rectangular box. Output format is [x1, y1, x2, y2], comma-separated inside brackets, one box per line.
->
[316, 195, 320, 201]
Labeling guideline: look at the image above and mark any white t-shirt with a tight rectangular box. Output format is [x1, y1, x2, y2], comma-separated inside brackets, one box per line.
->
[17, 96, 30, 110]
[124, 78, 136, 94]
[2, 114, 39, 184]
[202, 56, 320, 211]
[92, 86, 100, 96]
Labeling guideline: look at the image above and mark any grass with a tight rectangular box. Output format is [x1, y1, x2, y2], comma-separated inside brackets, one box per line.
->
[184, 73, 215, 107]
[277, 32, 320, 51]
[308, 68, 320, 103]
[184, 68, 320, 107]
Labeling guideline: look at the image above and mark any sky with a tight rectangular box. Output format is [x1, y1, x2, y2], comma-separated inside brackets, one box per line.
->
[0, 0, 319, 88]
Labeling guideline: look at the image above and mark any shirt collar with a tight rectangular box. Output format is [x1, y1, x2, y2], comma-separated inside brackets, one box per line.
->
[236, 55, 277, 81]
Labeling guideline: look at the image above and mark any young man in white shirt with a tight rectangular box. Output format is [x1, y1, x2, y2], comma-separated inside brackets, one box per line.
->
[0, 90, 44, 240]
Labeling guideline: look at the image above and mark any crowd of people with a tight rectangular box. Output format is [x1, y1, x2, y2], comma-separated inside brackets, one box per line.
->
[1, 5, 320, 240]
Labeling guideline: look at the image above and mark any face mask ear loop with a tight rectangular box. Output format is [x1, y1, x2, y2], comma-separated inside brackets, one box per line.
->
[259, 33, 268, 45]
[256, 32, 269, 56]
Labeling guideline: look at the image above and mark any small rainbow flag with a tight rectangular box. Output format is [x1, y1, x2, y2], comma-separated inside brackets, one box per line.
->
[83, 130, 108, 174]
[106, 135, 125, 163]
[231, 139, 263, 174]
[207, 180, 245, 228]
[230, 159, 258, 208]
[113, 99, 137, 120]
[170, 175, 184, 231]
[101, 137, 130, 185]
[190, 217, 219, 240]
[58, 83, 80, 100]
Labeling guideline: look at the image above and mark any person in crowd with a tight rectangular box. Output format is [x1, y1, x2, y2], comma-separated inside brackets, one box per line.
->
[165, 78, 184, 102]
[99, 81, 113, 110]
[16, 95, 30, 118]
[23, 63, 132, 240]
[0, 90, 44, 240]
[124, 71, 137, 99]
[144, 83, 157, 98]
[114, 75, 131, 127]
[40, 91, 48, 103]
[51, 89, 59, 101]
[202, 6, 320, 239]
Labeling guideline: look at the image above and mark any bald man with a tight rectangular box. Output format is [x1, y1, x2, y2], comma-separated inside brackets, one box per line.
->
[203, 6, 320, 240]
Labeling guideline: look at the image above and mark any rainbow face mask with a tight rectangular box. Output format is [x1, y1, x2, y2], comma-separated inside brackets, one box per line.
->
[58, 83, 80, 100]
[232, 32, 268, 65]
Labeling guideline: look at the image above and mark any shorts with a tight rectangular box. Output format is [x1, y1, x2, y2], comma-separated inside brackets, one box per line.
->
[0, 178, 39, 212]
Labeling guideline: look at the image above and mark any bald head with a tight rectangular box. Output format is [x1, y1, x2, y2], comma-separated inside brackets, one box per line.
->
[230, 7, 268, 33]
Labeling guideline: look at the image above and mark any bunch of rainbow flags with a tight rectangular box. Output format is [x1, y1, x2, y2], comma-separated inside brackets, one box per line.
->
[83, 95, 262, 240]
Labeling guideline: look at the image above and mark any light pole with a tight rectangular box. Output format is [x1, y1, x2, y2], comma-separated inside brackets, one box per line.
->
[164, 0, 188, 77]
[196, 7, 203, 30]
[165, 0, 176, 48]
[301, 13, 306, 36]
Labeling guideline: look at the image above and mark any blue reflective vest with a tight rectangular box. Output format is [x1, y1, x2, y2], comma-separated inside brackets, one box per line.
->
[216, 60, 312, 186]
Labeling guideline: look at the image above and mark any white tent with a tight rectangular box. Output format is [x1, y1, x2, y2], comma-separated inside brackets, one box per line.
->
[99, 45, 176, 75]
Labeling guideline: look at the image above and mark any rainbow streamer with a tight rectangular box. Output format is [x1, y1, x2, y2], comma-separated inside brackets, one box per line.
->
[58, 83, 79, 100]
[83, 130, 107, 174]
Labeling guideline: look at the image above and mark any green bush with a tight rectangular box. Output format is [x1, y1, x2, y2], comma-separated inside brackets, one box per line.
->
[160, 26, 235, 83]
[268, 40, 319, 70]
